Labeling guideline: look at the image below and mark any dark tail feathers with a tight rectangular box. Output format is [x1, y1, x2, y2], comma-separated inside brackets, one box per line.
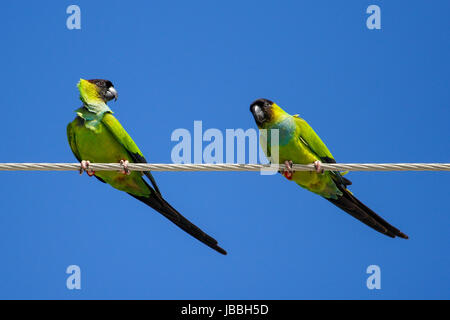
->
[326, 187, 408, 239]
[129, 192, 227, 255]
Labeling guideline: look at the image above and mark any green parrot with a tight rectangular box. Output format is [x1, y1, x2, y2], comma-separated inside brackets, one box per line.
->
[67, 79, 226, 254]
[250, 98, 408, 239]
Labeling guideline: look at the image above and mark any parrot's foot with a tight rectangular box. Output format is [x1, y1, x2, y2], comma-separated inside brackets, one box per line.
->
[80, 160, 95, 177]
[283, 160, 294, 180]
[314, 160, 324, 174]
[119, 160, 131, 175]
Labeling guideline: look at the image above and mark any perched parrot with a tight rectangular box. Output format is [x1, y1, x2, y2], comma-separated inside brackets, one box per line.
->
[67, 79, 226, 254]
[250, 98, 408, 239]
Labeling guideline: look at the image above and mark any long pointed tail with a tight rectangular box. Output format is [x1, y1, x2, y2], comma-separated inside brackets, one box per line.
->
[128, 192, 227, 255]
[326, 187, 408, 239]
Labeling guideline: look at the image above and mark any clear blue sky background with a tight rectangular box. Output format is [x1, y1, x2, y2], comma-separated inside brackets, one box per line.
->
[0, 1, 448, 299]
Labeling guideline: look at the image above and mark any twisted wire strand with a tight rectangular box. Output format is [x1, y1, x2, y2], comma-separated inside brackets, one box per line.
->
[0, 162, 449, 172]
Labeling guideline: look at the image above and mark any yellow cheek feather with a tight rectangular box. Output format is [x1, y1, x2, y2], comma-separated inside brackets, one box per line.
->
[270, 103, 289, 119]
[77, 79, 102, 105]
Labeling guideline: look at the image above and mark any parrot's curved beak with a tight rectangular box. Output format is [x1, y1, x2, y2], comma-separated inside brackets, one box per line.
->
[105, 87, 118, 101]
[251, 104, 265, 124]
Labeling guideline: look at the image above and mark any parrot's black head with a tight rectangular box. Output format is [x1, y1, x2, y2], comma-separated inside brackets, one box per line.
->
[87, 79, 118, 102]
[250, 98, 274, 127]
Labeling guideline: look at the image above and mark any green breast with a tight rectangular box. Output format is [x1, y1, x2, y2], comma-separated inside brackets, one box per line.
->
[69, 117, 151, 197]
[266, 118, 340, 199]
[267, 117, 316, 165]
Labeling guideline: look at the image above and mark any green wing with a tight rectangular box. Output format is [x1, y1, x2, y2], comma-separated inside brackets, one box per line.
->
[67, 119, 81, 162]
[293, 116, 335, 163]
[101, 112, 161, 195]
[294, 116, 351, 186]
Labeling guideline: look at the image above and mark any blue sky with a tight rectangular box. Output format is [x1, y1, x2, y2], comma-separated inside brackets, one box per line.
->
[0, 1, 448, 299]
